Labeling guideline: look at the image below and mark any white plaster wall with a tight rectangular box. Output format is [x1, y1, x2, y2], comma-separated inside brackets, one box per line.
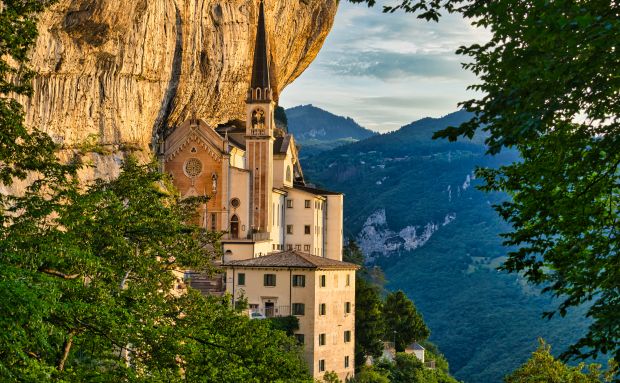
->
[325, 194, 344, 261]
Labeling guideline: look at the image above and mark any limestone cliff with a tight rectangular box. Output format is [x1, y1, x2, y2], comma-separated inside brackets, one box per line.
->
[21, 0, 337, 157]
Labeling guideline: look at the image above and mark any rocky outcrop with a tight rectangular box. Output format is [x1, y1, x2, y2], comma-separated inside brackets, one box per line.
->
[21, 0, 337, 155]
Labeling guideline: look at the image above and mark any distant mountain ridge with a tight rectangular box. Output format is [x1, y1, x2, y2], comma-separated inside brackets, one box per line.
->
[301, 110, 588, 383]
[285, 104, 376, 156]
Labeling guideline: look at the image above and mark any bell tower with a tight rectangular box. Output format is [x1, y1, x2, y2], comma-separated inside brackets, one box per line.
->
[246, 0, 275, 235]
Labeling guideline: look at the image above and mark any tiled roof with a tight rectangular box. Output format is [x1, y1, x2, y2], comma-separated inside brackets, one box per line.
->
[273, 135, 291, 154]
[223, 250, 359, 270]
[293, 183, 342, 196]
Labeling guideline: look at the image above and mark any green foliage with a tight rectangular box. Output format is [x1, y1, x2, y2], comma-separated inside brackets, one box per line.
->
[0, 157, 312, 381]
[344, 239, 365, 266]
[355, 277, 386, 368]
[348, 0, 620, 367]
[268, 315, 300, 336]
[303, 110, 588, 382]
[383, 291, 430, 352]
[275, 105, 289, 131]
[75, 133, 112, 155]
[355, 365, 390, 383]
[322, 370, 343, 383]
[389, 352, 424, 382]
[358, 352, 460, 383]
[0, 0, 73, 187]
[505, 341, 617, 383]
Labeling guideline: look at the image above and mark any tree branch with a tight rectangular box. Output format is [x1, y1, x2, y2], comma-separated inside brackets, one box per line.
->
[40, 268, 80, 280]
[57, 329, 75, 371]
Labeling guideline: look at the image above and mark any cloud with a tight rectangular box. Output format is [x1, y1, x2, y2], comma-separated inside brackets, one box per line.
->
[280, 2, 489, 132]
[321, 51, 469, 81]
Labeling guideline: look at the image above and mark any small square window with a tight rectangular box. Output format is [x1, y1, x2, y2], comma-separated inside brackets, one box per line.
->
[304, 225, 311, 235]
[319, 359, 325, 372]
[345, 356, 350, 368]
[292, 274, 305, 287]
[304, 200, 311, 208]
[286, 225, 293, 234]
[345, 301, 351, 314]
[319, 333, 326, 346]
[292, 303, 305, 315]
[295, 334, 305, 344]
[320, 275, 326, 287]
[304, 244, 311, 252]
[319, 303, 326, 315]
[295, 244, 301, 251]
[287, 200, 293, 208]
[238, 273, 246, 286]
[287, 244, 293, 251]
[344, 330, 351, 343]
[264, 274, 276, 286]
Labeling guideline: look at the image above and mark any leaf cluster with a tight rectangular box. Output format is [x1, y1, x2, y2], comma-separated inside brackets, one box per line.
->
[348, 0, 620, 368]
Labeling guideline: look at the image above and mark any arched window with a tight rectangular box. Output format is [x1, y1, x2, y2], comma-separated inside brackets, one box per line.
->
[286, 165, 292, 183]
[230, 215, 240, 239]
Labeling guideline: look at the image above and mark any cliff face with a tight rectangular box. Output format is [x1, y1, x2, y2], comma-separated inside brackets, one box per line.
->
[22, 0, 337, 154]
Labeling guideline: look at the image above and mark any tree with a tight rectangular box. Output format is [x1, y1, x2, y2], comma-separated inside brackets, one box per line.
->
[355, 365, 390, 383]
[348, 0, 620, 365]
[322, 370, 343, 383]
[0, 0, 69, 187]
[344, 239, 365, 266]
[355, 277, 386, 368]
[1, 157, 313, 381]
[388, 353, 424, 383]
[383, 291, 429, 352]
[505, 341, 617, 383]
[0, 4, 312, 380]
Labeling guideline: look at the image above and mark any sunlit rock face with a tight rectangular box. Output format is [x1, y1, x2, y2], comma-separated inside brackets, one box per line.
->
[21, 0, 337, 154]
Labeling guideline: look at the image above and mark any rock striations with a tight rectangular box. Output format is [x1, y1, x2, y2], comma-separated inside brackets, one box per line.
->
[20, 0, 337, 162]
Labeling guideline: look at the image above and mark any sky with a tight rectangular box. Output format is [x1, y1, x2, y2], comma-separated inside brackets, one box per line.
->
[279, 2, 490, 133]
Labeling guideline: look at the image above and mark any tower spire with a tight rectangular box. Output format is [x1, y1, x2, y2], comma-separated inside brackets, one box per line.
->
[249, 0, 271, 98]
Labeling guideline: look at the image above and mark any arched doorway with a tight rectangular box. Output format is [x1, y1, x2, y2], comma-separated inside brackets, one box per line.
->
[230, 215, 239, 239]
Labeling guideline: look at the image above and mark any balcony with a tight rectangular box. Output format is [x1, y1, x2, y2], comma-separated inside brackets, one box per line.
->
[250, 305, 290, 318]
[250, 128, 267, 136]
[221, 232, 271, 242]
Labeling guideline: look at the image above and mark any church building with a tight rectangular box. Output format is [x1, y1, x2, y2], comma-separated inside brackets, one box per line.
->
[159, 1, 356, 380]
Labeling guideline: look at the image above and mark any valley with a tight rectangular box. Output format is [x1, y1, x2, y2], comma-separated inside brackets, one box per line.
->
[295, 108, 590, 383]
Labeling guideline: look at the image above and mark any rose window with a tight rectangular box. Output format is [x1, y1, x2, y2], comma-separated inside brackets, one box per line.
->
[184, 158, 202, 177]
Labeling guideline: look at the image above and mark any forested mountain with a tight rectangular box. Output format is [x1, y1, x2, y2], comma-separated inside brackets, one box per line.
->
[301, 110, 590, 383]
[285, 105, 376, 157]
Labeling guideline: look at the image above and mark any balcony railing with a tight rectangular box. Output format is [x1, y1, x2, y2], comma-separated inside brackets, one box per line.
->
[250, 128, 267, 136]
[251, 305, 290, 318]
[221, 232, 271, 242]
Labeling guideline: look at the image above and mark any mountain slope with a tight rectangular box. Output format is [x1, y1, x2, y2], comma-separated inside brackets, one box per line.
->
[302, 110, 589, 383]
[286, 105, 376, 156]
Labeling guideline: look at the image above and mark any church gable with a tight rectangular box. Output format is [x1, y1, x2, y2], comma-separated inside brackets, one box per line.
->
[164, 119, 225, 163]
